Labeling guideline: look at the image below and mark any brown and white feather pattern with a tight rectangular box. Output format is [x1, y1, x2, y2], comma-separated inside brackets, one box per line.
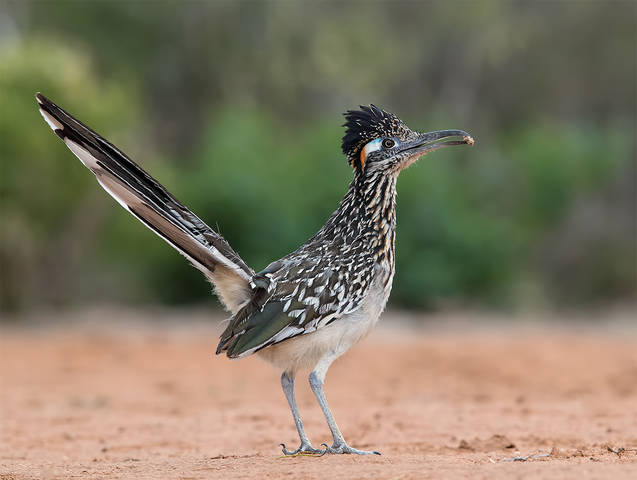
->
[37, 95, 407, 359]
[219, 169, 398, 356]
[36, 93, 254, 313]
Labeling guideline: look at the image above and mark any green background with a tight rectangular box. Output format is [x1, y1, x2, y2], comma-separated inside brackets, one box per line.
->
[1, 0, 635, 314]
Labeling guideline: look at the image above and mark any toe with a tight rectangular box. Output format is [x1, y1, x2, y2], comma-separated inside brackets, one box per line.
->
[280, 443, 299, 455]
[325, 443, 380, 455]
[280, 442, 325, 456]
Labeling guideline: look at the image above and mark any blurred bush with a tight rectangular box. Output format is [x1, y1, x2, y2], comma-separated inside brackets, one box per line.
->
[0, 38, 142, 311]
[0, 1, 634, 313]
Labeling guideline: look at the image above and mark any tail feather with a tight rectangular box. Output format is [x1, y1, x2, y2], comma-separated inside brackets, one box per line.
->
[36, 93, 254, 312]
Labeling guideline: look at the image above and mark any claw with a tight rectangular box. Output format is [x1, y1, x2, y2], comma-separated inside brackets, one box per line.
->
[280, 442, 326, 456]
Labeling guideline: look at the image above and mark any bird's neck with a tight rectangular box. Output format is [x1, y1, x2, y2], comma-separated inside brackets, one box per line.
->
[319, 172, 398, 259]
[354, 171, 398, 234]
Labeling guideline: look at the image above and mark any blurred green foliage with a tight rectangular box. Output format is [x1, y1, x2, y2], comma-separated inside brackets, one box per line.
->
[1, 1, 635, 313]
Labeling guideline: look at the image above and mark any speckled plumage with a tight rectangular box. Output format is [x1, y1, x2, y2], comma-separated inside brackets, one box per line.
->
[37, 94, 473, 455]
[216, 105, 412, 359]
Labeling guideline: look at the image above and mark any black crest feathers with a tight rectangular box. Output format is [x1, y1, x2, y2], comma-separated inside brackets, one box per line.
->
[341, 105, 409, 169]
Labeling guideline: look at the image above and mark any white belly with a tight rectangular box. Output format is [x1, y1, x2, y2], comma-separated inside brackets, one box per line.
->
[257, 263, 394, 374]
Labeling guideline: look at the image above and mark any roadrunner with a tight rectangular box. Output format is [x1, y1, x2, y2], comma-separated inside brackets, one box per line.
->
[36, 94, 474, 455]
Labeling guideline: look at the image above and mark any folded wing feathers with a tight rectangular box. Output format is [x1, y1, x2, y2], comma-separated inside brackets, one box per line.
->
[36, 93, 254, 311]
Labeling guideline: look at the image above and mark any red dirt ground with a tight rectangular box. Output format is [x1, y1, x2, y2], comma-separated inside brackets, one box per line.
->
[1, 308, 636, 479]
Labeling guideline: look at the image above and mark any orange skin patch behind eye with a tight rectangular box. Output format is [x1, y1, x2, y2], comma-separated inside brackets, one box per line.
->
[358, 138, 383, 170]
[359, 149, 368, 169]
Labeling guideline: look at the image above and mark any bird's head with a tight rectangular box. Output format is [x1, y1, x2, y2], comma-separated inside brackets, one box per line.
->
[342, 105, 474, 176]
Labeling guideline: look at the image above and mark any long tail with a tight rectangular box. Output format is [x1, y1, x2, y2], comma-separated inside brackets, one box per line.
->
[36, 93, 253, 312]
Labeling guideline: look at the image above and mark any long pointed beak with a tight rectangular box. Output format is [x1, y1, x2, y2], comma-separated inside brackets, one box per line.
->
[398, 129, 474, 158]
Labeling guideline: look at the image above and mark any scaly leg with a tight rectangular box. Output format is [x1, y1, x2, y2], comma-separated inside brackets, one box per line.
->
[280, 371, 324, 455]
[309, 370, 380, 455]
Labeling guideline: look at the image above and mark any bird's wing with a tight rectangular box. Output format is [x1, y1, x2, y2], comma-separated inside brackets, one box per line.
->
[217, 253, 370, 358]
[36, 93, 254, 313]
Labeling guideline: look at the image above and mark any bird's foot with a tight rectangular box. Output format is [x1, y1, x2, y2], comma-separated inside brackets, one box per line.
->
[280, 442, 325, 456]
[320, 442, 381, 455]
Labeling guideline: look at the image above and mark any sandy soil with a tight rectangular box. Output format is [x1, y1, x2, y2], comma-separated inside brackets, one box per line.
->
[1, 308, 636, 479]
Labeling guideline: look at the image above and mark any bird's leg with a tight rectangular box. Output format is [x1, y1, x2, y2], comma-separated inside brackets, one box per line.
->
[279, 371, 324, 455]
[309, 370, 380, 455]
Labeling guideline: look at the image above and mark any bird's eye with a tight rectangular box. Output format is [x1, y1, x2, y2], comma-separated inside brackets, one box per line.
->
[382, 138, 396, 149]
